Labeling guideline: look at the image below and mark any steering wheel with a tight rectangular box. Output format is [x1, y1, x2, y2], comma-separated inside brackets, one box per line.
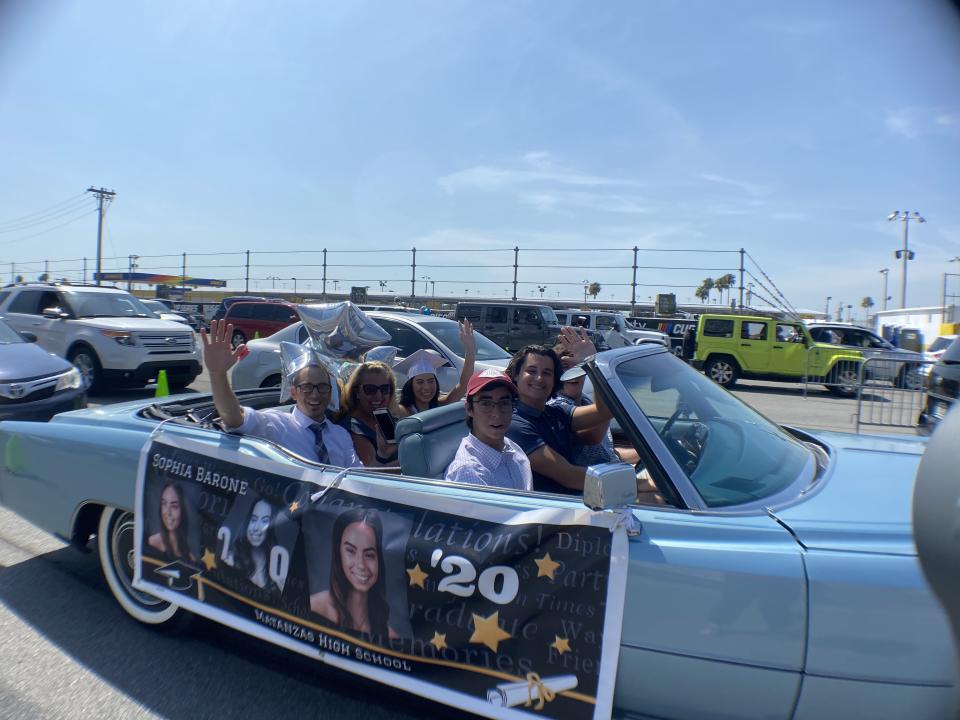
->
[661, 402, 691, 436]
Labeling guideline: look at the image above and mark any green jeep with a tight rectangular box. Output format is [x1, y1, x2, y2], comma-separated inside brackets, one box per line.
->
[692, 314, 864, 396]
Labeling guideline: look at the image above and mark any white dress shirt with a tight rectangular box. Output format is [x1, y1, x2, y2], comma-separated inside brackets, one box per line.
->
[230, 405, 361, 467]
[445, 433, 532, 491]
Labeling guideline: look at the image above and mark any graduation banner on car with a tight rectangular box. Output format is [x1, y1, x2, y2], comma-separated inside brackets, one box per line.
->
[134, 433, 628, 720]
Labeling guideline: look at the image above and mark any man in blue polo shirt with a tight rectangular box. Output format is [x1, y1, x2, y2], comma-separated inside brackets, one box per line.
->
[505, 329, 612, 494]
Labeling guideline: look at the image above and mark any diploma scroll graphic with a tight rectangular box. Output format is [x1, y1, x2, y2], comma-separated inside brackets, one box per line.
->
[486, 674, 578, 709]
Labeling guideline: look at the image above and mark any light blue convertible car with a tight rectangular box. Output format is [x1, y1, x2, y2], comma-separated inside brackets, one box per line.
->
[0, 344, 952, 719]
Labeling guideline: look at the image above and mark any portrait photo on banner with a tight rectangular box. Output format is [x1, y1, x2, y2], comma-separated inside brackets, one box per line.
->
[143, 477, 201, 563]
[217, 492, 300, 596]
[302, 501, 414, 641]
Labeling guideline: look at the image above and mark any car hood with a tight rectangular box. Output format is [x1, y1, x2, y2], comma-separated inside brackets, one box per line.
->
[73, 317, 192, 331]
[0, 343, 73, 380]
[770, 430, 926, 556]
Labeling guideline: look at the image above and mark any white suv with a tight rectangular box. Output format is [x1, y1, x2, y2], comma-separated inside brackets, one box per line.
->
[554, 310, 669, 347]
[0, 283, 202, 392]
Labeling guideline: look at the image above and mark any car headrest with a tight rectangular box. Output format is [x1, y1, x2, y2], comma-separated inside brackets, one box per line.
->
[397, 401, 469, 479]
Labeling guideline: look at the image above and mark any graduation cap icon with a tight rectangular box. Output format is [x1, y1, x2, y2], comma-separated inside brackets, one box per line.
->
[155, 559, 204, 592]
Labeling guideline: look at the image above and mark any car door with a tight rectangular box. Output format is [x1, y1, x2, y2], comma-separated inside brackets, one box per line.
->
[4, 289, 71, 356]
[481, 305, 508, 348]
[590, 348, 806, 718]
[738, 319, 771, 371]
[509, 306, 543, 349]
[768, 323, 807, 375]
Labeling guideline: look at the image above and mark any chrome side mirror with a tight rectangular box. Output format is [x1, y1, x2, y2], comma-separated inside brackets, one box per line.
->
[583, 463, 637, 511]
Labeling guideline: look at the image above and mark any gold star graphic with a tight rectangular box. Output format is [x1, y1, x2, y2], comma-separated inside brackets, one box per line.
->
[201, 548, 217, 571]
[289, 500, 299, 513]
[534, 552, 561, 580]
[430, 631, 448, 651]
[470, 611, 512, 652]
[550, 635, 571, 655]
[406, 563, 428, 588]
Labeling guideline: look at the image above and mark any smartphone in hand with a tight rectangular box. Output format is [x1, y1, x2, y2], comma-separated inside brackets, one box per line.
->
[373, 408, 397, 444]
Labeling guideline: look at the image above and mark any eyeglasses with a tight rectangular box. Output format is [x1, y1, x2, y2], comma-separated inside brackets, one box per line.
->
[295, 382, 332, 395]
[473, 398, 515, 412]
[361, 383, 393, 397]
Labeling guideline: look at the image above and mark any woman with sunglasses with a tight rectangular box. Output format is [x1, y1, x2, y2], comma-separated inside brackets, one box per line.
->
[342, 361, 401, 467]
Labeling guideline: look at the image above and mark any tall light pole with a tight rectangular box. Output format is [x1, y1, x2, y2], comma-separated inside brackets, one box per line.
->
[825, 296, 832, 319]
[879, 269, 889, 311]
[266, 275, 280, 289]
[291, 277, 297, 297]
[582, 279, 589, 305]
[887, 210, 925, 309]
[127, 255, 139, 292]
[538, 285, 546, 299]
[422, 275, 431, 294]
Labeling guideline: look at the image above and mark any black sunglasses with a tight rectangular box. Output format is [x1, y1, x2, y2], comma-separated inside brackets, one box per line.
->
[361, 383, 392, 397]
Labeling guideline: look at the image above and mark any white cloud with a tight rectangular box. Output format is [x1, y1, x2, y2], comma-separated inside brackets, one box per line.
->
[698, 172, 772, 197]
[885, 107, 960, 140]
[437, 152, 651, 216]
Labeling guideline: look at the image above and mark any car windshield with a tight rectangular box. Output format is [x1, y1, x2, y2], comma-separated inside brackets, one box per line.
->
[140, 300, 166, 316]
[0, 320, 25, 344]
[64, 291, 155, 318]
[418, 321, 511, 361]
[615, 352, 815, 508]
[929, 337, 955, 353]
[542, 307, 559, 324]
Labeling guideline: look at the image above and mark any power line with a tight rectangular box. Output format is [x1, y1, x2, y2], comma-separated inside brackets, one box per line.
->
[0, 208, 98, 247]
[0, 196, 95, 234]
[0, 192, 89, 229]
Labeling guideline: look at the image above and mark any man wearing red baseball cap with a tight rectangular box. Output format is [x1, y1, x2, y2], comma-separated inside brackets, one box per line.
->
[444, 369, 532, 491]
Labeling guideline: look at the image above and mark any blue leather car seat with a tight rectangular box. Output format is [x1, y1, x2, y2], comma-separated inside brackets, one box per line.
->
[397, 402, 469, 479]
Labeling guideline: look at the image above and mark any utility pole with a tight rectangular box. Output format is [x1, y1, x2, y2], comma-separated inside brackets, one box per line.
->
[887, 210, 925, 309]
[879, 268, 889, 311]
[86, 187, 116, 285]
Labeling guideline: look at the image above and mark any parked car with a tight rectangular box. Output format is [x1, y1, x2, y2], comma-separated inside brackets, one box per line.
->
[806, 322, 924, 389]
[692, 314, 864, 395]
[230, 311, 512, 390]
[210, 295, 270, 323]
[140, 298, 194, 327]
[454, 301, 562, 351]
[554, 310, 669, 348]
[922, 334, 959, 375]
[921, 335, 960, 428]
[0, 282, 201, 392]
[222, 300, 300, 347]
[0, 316, 86, 420]
[0, 343, 952, 719]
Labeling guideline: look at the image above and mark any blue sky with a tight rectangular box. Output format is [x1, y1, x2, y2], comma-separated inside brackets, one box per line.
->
[1, 0, 959, 313]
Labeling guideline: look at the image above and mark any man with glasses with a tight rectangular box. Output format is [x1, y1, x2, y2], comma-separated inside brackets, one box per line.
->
[444, 369, 532, 490]
[202, 319, 359, 467]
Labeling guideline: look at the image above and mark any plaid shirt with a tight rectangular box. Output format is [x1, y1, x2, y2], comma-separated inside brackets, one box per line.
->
[444, 434, 532, 491]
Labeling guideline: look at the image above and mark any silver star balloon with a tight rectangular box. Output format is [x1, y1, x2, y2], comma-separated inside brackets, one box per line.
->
[296, 302, 391, 360]
[278, 341, 341, 410]
[363, 345, 401, 365]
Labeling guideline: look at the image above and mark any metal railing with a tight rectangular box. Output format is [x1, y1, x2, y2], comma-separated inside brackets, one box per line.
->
[802, 346, 864, 398]
[854, 356, 933, 433]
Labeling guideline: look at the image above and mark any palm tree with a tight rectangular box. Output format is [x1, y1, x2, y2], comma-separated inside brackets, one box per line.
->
[698, 277, 715, 303]
[588, 282, 602, 300]
[860, 296, 875, 323]
[714, 273, 736, 304]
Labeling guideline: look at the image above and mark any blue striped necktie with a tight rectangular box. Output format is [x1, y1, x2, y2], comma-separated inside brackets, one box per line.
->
[309, 422, 331, 465]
